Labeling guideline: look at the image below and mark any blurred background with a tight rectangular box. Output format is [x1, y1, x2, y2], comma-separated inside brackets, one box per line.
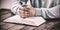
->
[0, 0, 16, 9]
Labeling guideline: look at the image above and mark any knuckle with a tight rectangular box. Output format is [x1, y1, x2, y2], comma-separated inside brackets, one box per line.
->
[25, 12, 29, 14]
[19, 10, 24, 13]
[19, 7, 24, 10]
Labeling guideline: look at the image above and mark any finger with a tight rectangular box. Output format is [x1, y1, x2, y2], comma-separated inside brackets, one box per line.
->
[19, 10, 29, 16]
[22, 2, 26, 5]
[26, 5, 33, 9]
[20, 11, 30, 17]
[25, 11, 30, 14]
[22, 4, 27, 7]
[24, 13, 29, 16]
[19, 7, 28, 11]
[20, 12, 30, 18]
[27, 5, 31, 9]
[19, 7, 25, 10]
[22, 3, 28, 7]
[25, 12, 30, 17]
[20, 13, 30, 18]
[20, 13, 26, 18]
[19, 10, 25, 14]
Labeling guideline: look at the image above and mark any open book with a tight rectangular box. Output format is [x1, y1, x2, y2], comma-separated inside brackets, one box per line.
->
[3, 15, 46, 26]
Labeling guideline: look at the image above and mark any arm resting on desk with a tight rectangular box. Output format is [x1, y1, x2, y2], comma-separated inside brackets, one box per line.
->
[35, 5, 60, 19]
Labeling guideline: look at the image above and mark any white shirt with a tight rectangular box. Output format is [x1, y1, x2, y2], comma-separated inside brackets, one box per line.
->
[11, 0, 60, 19]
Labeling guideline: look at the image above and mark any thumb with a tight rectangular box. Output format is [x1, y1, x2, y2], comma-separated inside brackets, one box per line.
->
[22, 2, 26, 5]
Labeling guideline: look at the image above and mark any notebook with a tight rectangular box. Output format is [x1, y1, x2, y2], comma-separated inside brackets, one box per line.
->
[3, 15, 46, 26]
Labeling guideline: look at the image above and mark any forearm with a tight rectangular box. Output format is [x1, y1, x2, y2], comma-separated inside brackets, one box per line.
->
[11, 0, 21, 15]
[35, 5, 60, 19]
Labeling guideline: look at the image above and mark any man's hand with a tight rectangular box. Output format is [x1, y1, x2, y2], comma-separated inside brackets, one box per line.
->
[19, 4, 36, 18]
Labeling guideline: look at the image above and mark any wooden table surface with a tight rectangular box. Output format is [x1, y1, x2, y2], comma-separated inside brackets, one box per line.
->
[1, 20, 60, 30]
[1, 9, 60, 30]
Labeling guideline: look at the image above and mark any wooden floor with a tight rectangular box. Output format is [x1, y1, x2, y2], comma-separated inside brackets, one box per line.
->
[1, 21, 60, 30]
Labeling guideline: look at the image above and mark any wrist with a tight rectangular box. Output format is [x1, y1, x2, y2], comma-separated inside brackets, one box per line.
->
[35, 8, 42, 17]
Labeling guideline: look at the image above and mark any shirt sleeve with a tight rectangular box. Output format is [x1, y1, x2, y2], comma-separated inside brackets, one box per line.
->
[35, 5, 60, 19]
[11, 0, 21, 15]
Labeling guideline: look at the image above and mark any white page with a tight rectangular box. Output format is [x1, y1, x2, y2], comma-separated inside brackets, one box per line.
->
[3, 15, 46, 26]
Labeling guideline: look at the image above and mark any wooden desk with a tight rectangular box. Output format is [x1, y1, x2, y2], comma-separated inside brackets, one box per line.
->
[1, 20, 60, 30]
[0, 9, 60, 30]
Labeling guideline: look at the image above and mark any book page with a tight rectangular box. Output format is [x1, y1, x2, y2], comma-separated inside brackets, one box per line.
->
[3, 15, 46, 26]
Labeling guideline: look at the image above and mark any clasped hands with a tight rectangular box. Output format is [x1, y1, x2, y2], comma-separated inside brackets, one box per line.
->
[19, 4, 36, 18]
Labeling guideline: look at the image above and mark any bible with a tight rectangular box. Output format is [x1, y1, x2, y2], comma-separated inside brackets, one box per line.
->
[3, 15, 46, 26]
